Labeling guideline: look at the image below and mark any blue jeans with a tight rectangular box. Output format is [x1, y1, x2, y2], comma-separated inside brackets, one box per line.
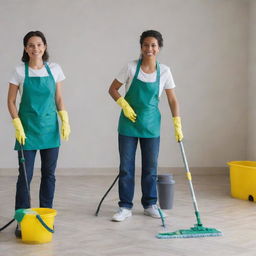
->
[118, 134, 160, 209]
[15, 147, 59, 210]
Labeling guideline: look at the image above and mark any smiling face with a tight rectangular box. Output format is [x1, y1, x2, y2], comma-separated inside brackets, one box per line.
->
[141, 37, 160, 59]
[24, 36, 46, 61]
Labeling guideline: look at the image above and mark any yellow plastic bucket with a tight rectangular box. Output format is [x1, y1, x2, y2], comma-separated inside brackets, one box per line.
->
[20, 208, 57, 244]
[227, 161, 256, 202]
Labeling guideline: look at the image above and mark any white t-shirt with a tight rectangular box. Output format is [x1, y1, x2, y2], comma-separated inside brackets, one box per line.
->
[116, 60, 176, 97]
[9, 62, 65, 96]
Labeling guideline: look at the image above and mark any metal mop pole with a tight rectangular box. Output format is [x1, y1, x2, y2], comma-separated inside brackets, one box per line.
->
[179, 141, 202, 226]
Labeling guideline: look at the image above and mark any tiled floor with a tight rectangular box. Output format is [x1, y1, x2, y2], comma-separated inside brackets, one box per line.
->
[1, 170, 256, 256]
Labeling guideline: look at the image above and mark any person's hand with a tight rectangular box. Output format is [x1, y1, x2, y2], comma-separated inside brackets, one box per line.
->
[116, 97, 136, 123]
[172, 116, 183, 142]
[58, 110, 71, 140]
[12, 118, 26, 145]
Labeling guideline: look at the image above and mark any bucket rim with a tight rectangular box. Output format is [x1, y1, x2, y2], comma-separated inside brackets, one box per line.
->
[29, 208, 57, 217]
[227, 161, 256, 169]
[157, 181, 175, 184]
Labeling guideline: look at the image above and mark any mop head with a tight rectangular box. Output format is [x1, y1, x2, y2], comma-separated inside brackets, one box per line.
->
[156, 224, 223, 239]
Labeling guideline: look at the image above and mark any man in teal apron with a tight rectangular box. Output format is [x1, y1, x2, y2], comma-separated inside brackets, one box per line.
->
[109, 30, 183, 222]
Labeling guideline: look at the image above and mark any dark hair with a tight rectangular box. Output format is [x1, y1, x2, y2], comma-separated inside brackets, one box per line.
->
[140, 30, 163, 48]
[21, 31, 49, 62]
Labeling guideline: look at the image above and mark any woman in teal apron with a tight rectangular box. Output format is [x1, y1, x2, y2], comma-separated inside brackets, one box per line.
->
[109, 30, 183, 222]
[7, 31, 71, 237]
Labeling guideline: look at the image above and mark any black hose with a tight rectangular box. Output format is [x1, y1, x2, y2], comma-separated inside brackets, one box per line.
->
[0, 219, 15, 231]
[95, 174, 119, 216]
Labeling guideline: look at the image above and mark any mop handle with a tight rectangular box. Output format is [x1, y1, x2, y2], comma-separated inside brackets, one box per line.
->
[20, 144, 31, 208]
[0, 144, 31, 232]
[178, 141, 199, 213]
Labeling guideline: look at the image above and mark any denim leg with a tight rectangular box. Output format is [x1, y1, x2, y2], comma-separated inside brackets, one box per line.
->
[15, 150, 37, 210]
[118, 134, 138, 209]
[140, 137, 160, 208]
[39, 147, 59, 208]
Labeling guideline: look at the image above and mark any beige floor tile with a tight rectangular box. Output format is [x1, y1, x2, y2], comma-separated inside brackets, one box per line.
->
[1, 171, 255, 256]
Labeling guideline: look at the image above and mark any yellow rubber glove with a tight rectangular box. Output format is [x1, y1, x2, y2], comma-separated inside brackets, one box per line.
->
[58, 110, 71, 140]
[116, 97, 136, 123]
[12, 118, 26, 145]
[172, 116, 183, 142]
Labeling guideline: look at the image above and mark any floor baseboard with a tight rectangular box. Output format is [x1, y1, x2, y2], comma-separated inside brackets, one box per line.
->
[0, 167, 229, 176]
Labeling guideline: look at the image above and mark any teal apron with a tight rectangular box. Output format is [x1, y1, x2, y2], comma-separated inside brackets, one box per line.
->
[15, 63, 60, 150]
[118, 59, 161, 138]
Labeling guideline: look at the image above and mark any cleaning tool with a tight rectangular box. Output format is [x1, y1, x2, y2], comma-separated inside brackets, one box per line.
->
[17, 145, 57, 243]
[95, 174, 165, 219]
[158, 207, 168, 233]
[0, 219, 15, 231]
[20, 144, 31, 206]
[0, 144, 29, 232]
[14, 208, 56, 244]
[158, 208, 166, 227]
[228, 161, 256, 202]
[116, 97, 137, 123]
[95, 174, 120, 216]
[1, 145, 57, 243]
[157, 174, 175, 209]
[156, 141, 222, 239]
[95, 174, 170, 217]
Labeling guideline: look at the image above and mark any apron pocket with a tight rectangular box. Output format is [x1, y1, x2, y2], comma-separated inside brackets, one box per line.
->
[39, 112, 58, 135]
[24, 112, 58, 135]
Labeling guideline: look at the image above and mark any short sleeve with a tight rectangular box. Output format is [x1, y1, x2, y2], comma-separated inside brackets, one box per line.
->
[54, 63, 65, 82]
[9, 67, 21, 86]
[116, 63, 129, 84]
[164, 67, 176, 89]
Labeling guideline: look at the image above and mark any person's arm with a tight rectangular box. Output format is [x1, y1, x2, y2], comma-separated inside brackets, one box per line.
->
[108, 79, 123, 101]
[108, 79, 136, 122]
[7, 83, 19, 119]
[55, 81, 65, 111]
[55, 82, 70, 140]
[7, 83, 26, 144]
[165, 88, 180, 117]
[165, 89, 183, 141]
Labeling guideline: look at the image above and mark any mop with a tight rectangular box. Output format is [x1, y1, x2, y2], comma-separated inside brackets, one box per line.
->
[15, 145, 54, 235]
[156, 141, 223, 239]
[0, 145, 54, 235]
[0, 145, 28, 232]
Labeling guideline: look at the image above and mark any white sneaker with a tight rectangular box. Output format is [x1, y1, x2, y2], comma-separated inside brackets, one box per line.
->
[144, 205, 166, 219]
[112, 207, 132, 222]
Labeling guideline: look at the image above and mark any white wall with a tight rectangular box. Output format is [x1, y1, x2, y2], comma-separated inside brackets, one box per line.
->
[0, 0, 249, 168]
[248, 0, 256, 160]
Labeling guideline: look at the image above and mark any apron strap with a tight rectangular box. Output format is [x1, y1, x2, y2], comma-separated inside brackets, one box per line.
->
[134, 59, 142, 79]
[156, 61, 160, 84]
[44, 63, 54, 79]
[25, 62, 29, 78]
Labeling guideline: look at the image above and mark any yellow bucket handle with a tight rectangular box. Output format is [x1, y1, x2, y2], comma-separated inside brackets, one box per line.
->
[36, 215, 54, 233]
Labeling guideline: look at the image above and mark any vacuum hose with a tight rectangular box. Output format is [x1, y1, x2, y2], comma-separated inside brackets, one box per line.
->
[95, 174, 119, 216]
